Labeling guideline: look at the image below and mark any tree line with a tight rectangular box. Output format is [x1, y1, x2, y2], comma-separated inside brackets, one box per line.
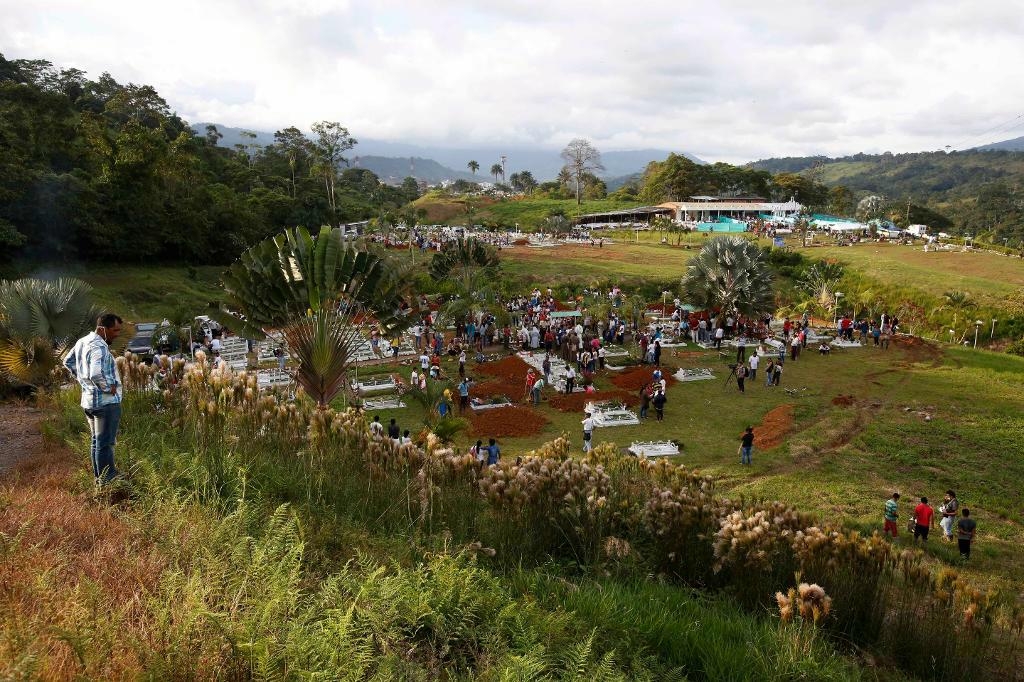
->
[0, 54, 418, 265]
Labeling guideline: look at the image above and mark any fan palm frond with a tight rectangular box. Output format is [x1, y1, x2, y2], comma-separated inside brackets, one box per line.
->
[284, 307, 365, 408]
[681, 237, 774, 317]
[212, 226, 417, 340]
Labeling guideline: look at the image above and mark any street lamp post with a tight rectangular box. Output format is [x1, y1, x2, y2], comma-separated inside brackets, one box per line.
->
[974, 320, 983, 348]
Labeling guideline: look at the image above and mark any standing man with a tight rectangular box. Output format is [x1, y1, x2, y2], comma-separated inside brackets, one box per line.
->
[956, 508, 977, 561]
[564, 365, 576, 394]
[748, 352, 759, 384]
[735, 363, 747, 393]
[530, 375, 545, 405]
[913, 496, 935, 543]
[458, 377, 470, 414]
[939, 490, 959, 542]
[65, 314, 124, 484]
[739, 426, 754, 465]
[581, 412, 594, 452]
[883, 492, 901, 538]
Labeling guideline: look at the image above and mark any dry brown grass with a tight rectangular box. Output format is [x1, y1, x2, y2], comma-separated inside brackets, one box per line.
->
[0, 429, 167, 680]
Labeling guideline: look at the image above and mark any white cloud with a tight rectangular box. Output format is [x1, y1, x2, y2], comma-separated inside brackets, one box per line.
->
[2, 0, 1022, 162]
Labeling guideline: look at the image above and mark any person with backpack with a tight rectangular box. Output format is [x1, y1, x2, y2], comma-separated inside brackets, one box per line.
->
[652, 389, 667, 421]
[735, 363, 747, 393]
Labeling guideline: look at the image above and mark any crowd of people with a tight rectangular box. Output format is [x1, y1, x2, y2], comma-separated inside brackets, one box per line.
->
[883, 490, 977, 560]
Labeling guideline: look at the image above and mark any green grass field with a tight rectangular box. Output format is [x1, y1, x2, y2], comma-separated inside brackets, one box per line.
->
[805, 242, 1024, 305]
[354, 337, 1024, 592]
[26, 234, 1024, 594]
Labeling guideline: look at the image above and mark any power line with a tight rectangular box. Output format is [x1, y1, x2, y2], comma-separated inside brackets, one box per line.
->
[947, 112, 1024, 151]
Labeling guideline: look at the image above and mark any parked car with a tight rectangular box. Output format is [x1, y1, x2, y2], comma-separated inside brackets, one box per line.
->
[126, 322, 158, 360]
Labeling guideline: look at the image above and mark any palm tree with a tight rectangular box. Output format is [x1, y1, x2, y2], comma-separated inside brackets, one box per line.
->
[211, 227, 417, 407]
[489, 163, 503, 184]
[429, 238, 501, 328]
[933, 290, 976, 340]
[796, 262, 844, 298]
[467, 160, 479, 176]
[0, 278, 101, 388]
[285, 306, 366, 408]
[681, 237, 774, 317]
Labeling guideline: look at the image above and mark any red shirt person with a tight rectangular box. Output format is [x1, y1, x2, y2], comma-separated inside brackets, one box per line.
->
[913, 497, 935, 543]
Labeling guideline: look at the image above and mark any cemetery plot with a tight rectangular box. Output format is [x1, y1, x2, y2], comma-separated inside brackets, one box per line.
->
[585, 400, 641, 427]
[363, 395, 407, 410]
[832, 339, 864, 348]
[673, 367, 715, 382]
[628, 441, 680, 458]
[601, 346, 631, 359]
[352, 375, 397, 393]
[470, 395, 514, 411]
[256, 369, 291, 390]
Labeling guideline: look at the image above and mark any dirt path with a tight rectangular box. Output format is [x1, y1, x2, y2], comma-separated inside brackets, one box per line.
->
[0, 404, 45, 476]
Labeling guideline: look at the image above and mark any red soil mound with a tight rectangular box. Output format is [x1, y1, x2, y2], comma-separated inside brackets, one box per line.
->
[471, 378, 522, 400]
[610, 366, 677, 392]
[476, 355, 534, 383]
[831, 395, 855, 407]
[751, 404, 794, 449]
[467, 405, 549, 438]
[547, 389, 639, 412]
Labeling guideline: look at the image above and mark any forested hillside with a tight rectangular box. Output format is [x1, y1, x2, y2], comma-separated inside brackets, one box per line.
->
[0, 54, 416, 264]
[749, 150, 1024, 242]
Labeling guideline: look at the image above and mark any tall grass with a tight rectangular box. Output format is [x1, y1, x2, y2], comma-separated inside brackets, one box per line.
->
[35, 354, 1024, 679]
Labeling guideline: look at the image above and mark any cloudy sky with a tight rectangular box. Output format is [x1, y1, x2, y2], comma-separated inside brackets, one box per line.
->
[3, 0, 1023, 163]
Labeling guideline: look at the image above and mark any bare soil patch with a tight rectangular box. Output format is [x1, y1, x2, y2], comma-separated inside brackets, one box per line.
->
[610, 366, 677, 392]
[467, 405, 549, 439]
[752, 404, 795, 450]
[547, 389, 639, 412]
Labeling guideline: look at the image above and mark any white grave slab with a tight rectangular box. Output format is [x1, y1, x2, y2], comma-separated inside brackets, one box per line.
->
[831, 339, 863, 348]
[353, 375, 397, 393]
[592, 409, 641, 427]
[257, 369, 291, 390]
[363, 396, 407, 410]
[628, 441, 680, 458]
[470, 396, 514, 411]
[674, 367, 715, 382]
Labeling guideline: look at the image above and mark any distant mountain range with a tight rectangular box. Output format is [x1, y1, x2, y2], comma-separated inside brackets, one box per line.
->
[974, 135, 1024, 152]
[191, 123, 701, 184]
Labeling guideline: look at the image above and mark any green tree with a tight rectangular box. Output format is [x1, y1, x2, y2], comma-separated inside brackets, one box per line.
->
[310, 121, 356, 218]
[467, 160, 479, 176]
[681, 237, 775, 317]
[489, 163, 503, 183]
[273, 126, 311, 198]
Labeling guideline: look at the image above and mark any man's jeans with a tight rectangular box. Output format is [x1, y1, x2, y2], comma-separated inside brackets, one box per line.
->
[741, 446, 752, 465]
[85, 403, 121, 483]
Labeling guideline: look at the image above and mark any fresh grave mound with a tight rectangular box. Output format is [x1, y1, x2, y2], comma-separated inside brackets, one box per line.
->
[891, 335, 942, 364]
[476, 355, 534, 383]
[832, 394, 856, 407]
[610, 365, 677, 392]
[751, 404, 794, 449]
[470, 378, 523, 400]
[548, 389, 639, 412]
[467, 405, 549, 438]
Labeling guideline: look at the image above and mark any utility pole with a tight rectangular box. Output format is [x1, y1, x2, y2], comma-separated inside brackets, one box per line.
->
[500, 155, 507, 184]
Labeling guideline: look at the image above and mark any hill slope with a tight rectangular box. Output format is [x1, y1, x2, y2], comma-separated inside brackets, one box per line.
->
[748, 150, 1024, 201]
